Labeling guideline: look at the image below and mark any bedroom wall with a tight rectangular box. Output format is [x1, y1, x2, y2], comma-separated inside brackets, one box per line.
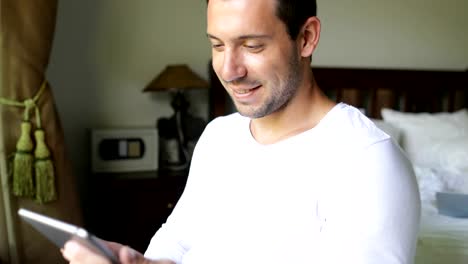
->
[47, 0, 211, 193]
[316, 0, 468, 69]
[47, 0, 467, 197]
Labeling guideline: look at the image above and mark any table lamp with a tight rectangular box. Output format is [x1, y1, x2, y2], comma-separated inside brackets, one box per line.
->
[143, 64, 209, 173]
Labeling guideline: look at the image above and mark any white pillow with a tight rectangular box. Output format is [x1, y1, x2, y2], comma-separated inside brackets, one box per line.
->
[417, 137, 468, 174]
[381, 108, 468, 167]
[414, 166, 447, 211]
[414, 165, 468, 213]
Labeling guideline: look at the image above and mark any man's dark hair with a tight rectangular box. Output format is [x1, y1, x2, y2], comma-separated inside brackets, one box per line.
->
[275, 0, 317, 40]
[207, 0, 317, 40]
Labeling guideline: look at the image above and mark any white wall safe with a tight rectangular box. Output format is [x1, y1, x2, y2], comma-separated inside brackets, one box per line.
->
[91, 128, 158, 173]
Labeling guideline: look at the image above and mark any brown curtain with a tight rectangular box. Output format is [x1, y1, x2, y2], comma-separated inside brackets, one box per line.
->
[1, 1, 82, 263]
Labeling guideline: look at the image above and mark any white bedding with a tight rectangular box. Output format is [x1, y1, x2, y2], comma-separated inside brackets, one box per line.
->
[412, 164, 468, 264]
[411, 162, 468, 263]
[416, 212, 468, 264]
[376, 108, 468, 263]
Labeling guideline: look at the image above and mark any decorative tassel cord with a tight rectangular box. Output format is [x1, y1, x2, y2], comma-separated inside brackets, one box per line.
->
[0, 81, 46, 122]
[0, 80, 57, 203]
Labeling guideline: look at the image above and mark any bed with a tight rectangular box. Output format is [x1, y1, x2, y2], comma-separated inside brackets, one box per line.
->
[208, 65, 468, 263]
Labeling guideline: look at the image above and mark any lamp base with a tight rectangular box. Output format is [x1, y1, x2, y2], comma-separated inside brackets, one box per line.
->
[158, 134, 189, 173]
[157, 93, 206, 173]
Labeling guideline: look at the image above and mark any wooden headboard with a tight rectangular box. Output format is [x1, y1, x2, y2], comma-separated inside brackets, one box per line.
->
[209, 65, 468, 119]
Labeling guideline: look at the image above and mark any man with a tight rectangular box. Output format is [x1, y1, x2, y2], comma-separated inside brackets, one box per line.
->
[63, 0, 420, 263]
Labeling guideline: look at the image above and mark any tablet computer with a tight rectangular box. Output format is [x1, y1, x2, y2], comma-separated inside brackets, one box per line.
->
[18, 208, 120, 264]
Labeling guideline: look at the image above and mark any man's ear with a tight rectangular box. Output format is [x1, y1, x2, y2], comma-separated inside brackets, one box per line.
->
[298, 16, 321, 58]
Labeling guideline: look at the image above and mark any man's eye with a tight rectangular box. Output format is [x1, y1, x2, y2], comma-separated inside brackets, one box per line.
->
[211, 43, 224, 51]
[244, 44, 264, 52]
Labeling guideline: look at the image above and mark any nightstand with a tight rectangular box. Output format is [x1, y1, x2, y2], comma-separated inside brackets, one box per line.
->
[84, 171, 188, 252]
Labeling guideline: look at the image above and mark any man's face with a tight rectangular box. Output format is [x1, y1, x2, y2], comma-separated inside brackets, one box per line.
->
[207, 0, 303, 118]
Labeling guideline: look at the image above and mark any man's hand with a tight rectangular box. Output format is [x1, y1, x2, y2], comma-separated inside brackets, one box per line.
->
[61, 240, 175, 264]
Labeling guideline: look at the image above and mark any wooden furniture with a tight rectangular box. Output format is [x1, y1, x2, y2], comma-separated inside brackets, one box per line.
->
[84, 171, 188, 253]
[313, 67, 467, 118]
[209, 65, 468, 118]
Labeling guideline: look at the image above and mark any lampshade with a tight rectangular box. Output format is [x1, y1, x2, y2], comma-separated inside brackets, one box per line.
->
[143, 64, 209, 92]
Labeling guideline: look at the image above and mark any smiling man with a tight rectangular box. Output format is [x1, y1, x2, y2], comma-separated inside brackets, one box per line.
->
[62, 1, 420, 263]
[207, 0, 335, 145]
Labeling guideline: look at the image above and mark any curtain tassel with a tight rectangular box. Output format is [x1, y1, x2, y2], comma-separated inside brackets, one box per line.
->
[2, 80, 55, 203]
[12, 121, 35, 197]
[34, 129, 57, 203]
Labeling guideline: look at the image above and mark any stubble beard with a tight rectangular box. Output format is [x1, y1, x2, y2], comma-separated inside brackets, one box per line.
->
[235, 50, 303, 119]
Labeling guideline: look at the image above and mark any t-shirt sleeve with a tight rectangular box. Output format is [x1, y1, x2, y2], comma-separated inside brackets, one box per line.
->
[143, 189, 192, 263]
[317, 139, 421, 264]
[143, 118, 219, 262]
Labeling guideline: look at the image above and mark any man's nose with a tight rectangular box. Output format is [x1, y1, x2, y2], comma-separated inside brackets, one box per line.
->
[220, 49, 247, 83]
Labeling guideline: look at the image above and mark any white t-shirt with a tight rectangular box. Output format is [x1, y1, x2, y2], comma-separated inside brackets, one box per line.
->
[145, 103, 421, 264]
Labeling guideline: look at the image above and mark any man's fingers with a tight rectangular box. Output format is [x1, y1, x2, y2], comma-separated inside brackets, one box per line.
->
[62, 240, 110, 264]
[62, 240, 173, 264]
[119, 246, 175, 264]
[119, 246, 139, 264]
[106, 241, 125, 255]
[62, 240, 81, 260]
